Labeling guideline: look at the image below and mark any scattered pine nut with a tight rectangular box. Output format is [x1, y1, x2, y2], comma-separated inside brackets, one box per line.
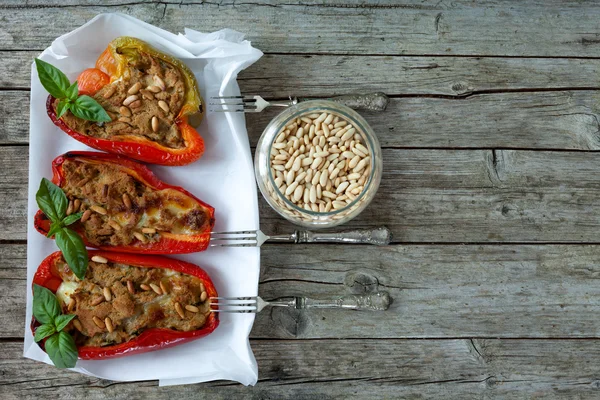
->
[102, 86, 116, 99]
[92, 316, 105, 329]
[91, 255, 108, 264]
[133, 231, 147, 243]
[123, 95, 139, 106]
[140, 284, 151, 291]
[103, 287, 112, 302]
[158, 100, 169, 113]
[108, 220, 121, 231]
[127, 280, 135, 294]
[73, 319, 83, 332]
[159, 281, 168, 294]
[175, 302, 186, 318]
[91, 296, 104, 306]
[147, 85, 161, 93]
[142, 227, 156, 234]
[200, 291, 208, 302]
[129, 100, 142, 109]
[149, 283, 162, 295]
[128, 82, 142, 95]
[105, 317, 114, 333]
[151, 116, 159, 132]
[122, 193, 132, 209]
[90, 205, 107, 215]
[185, 305, 200, 313]
[120, 106, 132, 117]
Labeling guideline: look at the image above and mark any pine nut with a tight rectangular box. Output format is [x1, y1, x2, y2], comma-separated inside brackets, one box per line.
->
[355, 143, 369, 155]
[332, 200, 347, 209]
[123, 95, 138, 106]
[127, 280, 135, 294]
[293, 185, 304, 202]
[108, 220, 121, 231]
[200, 291, 208, 302]
[185, 305, 200, 313]
[91, 255, 108, 264]
[303, 187, 310, 204]
[73, 319, 83, 332]
[73, 199, 81, 212]
[130, 100, 142, 109]
[140, 89, 154, 100]
[122, 193, 132, 209]
[336, 181, 350, 194]
[103, 86, 116, 99]
[348, 155, 361, 169]
[319, 169, 329, 186]
[142, 227, 156, 234]
[285, 181, 298, 196]
[118, 117, 131, 123]
[154, 75, 166, 90]
[151, 116, 159, 132]
[323, 190, 337, 199]
[353, 157, 370, 173]
[309, 186, 317, 203]
[175, 302, 186, 318]
[90, 205, 107, 215]
[103, 287, 112, 302]
[295, 171, 307, 183]
[105, 317, 114, 333]
[128, 82, 142, 95]
[330, 168, 340, 181]
[133, 231, 147, 243]
[93, 316, 105, 329]
[66, 200, 74, 216]
[140, 284, 151, 291]
[149, 283, 162, 295]
[158, 100, 169, 113]
[147, 85, 161, 93]
[347, 173, 361, 180]
[91, 296, 104, 306]
[67, 298, 76, 312]
[160, 281, 168, 294]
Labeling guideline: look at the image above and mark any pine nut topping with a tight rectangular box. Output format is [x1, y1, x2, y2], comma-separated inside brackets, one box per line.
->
[159, 281, 168, 294]
[154, 75, 166, 90]
[127, 280, 135, 294]
[122, 193, 132, 209]
[91, 255, 108, 264]
[90, 205, 107, 215]
[158, 100, 169, 113]
[133, 231, 146, 243]
[103, 287, 112, 302]
[140, 89, 154, 100]
[102, 86, 116, 99]
[185, 305, 200, 313]
[105, 317, 114, 333]
[66, 200, 74, 216]
[92, 316, 105, 329]
[142, 227, 156, 234]
[91, 296, 104, 306]
[149, 283, 162, 295]
[108, 220, 121, 231]
[128, 82, 142, 95]
[129, 100, 142, 109]
[73, 319, 83, 332]
[147, 85, 162, 93]
[123, 95, 139, 106]
[175, 302, 186, 318]
[200, 291, 208, 302]
[73, 199, 81, 212]
[119, 106, 132, 117]
[151, 116, 159, 132]
[140, 284, 151, 291]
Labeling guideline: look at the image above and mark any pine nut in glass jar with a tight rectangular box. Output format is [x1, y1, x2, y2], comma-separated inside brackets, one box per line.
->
[255, 100, 382, 228]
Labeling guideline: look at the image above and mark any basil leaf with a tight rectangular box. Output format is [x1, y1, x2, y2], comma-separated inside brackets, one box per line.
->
[56, 99, 70, 119]
[65, 82, 79, 101]
[34, 323, 56, 342]
[55, 228, 88, 280]
[62, 212, 83, 226]
[44, 331, 78, 369]
[34, 59, 70, 99]
[36, 178, 67, 223]
[33, 284, 61, 324]
[54, 314, 76, 332]
[70, 95, 111, 123]
[46, 222, 64, 238]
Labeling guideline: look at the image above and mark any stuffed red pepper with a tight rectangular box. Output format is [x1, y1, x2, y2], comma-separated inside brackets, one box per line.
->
[47, 36, 205, 166]
[34, 151, 215, 254]
[32, 251, 219, 360]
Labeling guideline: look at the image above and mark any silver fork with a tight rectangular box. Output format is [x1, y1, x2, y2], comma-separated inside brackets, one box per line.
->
[209, 95, 298, 113]
[209, 92, 389, 113]
[210, 292, 391, 313]
[209, 226, 392, 247]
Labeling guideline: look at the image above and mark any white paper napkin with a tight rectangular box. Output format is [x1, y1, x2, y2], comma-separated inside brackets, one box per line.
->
[23, 13, 263, 386]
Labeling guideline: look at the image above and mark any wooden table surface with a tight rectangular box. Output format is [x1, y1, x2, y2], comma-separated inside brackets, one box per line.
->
[3, 1, 600, 398]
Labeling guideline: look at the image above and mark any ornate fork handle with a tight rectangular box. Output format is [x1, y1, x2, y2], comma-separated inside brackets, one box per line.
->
[268, 226, 392, 246]
[297, 292, 391, 311]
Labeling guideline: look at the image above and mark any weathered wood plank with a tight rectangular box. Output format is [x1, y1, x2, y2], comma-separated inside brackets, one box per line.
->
[2, 339, 600, 399]
[4, 243, 600, 339]
[7, 146, 600, 242]
[3, 1, 600, 57]
[5, 90, 600, 150]
[5, 51, 600, 96]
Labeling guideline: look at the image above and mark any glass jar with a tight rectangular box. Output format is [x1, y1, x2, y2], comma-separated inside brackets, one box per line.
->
[255, 100, 383, 228]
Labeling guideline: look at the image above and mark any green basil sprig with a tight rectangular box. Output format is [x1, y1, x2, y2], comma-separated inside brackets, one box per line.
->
[33, 284, 78, 369]
[36, 178, 88, 279]
[34, 58, 111, 123]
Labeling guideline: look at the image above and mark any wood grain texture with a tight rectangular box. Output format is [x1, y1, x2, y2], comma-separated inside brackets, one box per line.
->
[4, 51, 600, 95]
[3, 1, 600, 57]
[3, 339, 600, 399]
[4, 243, 600, 339]
[5, 90, 600, 150]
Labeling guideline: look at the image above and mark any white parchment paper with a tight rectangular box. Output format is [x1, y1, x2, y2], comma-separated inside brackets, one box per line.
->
[24, 13, 263, 386]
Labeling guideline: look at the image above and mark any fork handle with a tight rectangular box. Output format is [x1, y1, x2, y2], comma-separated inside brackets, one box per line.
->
[299, 92, 389, 112]
[300, 292, 391, 311]
[275, 226, 392, 245]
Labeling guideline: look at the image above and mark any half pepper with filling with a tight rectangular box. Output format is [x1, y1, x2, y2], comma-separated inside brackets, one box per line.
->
[32, 251, 218, 359]
[47, 36, 205, 166]
[34, 151, 215, 254]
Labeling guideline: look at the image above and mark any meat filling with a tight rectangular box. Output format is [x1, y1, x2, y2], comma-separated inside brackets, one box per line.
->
[57, 51, 186, 149]
[59, 158, 211, 247]
[56, 258, 211, 347]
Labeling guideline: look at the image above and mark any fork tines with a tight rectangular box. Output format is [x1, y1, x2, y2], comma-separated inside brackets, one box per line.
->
[210, 230, 258, 247]
[210, 296, 258, 313]
[209, 96, 257, 113]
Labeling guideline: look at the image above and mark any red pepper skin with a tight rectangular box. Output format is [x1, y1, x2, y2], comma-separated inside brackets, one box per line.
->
[34, 151, 215, 254]
[47, 96, 204, 166]
[32, 250, 219, 360]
